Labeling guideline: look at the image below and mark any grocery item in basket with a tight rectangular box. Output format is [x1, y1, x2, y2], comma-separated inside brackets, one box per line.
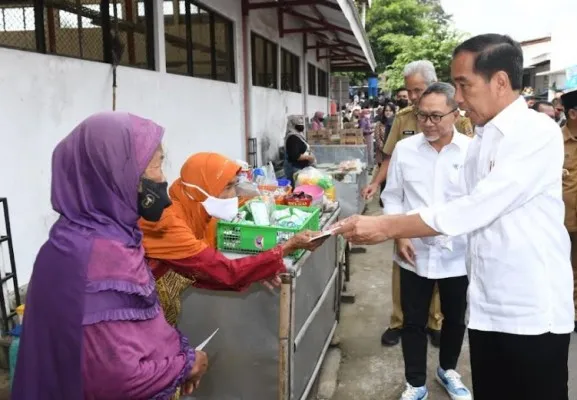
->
[249, 201, 271, 226]
[277, 215, 303, 228]
[292, 208, 311, 220]
[286, 192, 313, 207]
[273, 208, 292, 221]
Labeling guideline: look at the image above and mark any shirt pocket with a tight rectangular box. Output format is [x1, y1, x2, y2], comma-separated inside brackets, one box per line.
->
[403, 168, 426, 182]
[448, 164, 464, 185]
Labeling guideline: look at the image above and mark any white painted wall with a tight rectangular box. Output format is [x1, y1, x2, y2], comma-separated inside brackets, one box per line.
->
[521, 39, 551, 68]
[0, 48, 244, 284]
[249, 8, 329, 165]
[307, 96, 329, 119]
[0, 0, 331, 285]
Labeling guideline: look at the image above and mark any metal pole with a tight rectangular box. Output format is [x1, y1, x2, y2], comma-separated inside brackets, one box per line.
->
[2, 200, 20, 308]
[112, 0, 119, 110]
[278, 273, 292, 400]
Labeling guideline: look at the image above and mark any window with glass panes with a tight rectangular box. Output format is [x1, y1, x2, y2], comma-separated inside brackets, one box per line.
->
[251, 33, 277, 89]
[281, 48, 300, 92]
[164, 0, 235, 82]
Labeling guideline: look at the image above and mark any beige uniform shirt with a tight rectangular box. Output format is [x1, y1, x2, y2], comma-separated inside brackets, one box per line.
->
[562, 125, 577, 232]
[383, 105, 474, 156]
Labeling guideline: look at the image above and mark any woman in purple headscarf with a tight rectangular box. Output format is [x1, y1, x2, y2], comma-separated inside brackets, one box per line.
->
[12, 112, 207, 399]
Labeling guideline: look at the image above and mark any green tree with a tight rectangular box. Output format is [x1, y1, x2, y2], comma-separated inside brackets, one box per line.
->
[384, 23, 462, 90]
[340, 0, 459, 89]
[365, 0, 431, 73]
[336, 0, 431, 86]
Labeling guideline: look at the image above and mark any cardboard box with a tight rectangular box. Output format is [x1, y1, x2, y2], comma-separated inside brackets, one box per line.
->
[340, 137, 364, 145]
[307, 129, 332, 141]
[310, 139, 331, 145]
[338, 128, 363, 138]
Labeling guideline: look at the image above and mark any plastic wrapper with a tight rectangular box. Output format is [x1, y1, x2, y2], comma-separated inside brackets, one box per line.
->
[285, 192, 313, 207]
[248, 201, 270, 226]
[273, 208, 292, 221]
[255, 162, 278, 186]
[245, 194, 276, 226]
[236, 181, 261, 198]
[295, 167, 336, 201]
[338, 159, 363, 173]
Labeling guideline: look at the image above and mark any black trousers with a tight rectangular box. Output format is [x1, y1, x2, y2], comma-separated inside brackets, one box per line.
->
[469, 329, 570, 400]
[400, 267, 468, 387]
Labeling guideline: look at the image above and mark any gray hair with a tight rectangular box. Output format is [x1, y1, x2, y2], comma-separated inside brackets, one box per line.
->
[403, 60, 438, 85]
[419, 82, 458, 109]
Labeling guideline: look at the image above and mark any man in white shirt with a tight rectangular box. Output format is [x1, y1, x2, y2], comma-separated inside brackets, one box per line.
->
[384, 82, 472, 400]
[334, 34, 573, 400]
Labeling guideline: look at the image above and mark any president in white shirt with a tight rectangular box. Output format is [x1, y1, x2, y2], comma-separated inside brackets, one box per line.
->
[383, 82, 472, 400]
[334, 34, 573, 400]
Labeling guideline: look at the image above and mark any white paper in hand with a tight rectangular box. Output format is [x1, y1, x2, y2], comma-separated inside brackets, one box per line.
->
[196, 328, 219, 351]
[308, 228, 336, 243]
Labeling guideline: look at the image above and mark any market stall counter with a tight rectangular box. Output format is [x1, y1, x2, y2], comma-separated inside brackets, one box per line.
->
[309, 144, 368, 165]
[315, 162, 368, 219]
[179, 207, 342, 400]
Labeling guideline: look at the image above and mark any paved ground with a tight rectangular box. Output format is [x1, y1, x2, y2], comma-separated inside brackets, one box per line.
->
[332, 198, 577, 400]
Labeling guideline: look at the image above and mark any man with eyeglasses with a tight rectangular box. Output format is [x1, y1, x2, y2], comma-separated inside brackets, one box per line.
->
[383, 82, 472, 400]
[362, 60, 473, 349]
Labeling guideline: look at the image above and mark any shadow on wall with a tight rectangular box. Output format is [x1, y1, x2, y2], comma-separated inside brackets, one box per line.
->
[260, 136, 272, 165]
[259, 119, 286, 165]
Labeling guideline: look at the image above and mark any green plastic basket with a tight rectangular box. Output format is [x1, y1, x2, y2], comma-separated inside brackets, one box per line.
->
[217, 205, 320, 259]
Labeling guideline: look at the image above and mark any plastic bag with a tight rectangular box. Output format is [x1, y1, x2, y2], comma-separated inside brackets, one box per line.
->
[255, 162, 278, 186]
[294, 167, 336, 201]
[236, 181, 261, 198]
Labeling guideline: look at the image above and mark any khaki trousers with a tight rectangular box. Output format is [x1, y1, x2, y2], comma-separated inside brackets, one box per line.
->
[570, 233, 577, 319]
[389, 262, 443, 330]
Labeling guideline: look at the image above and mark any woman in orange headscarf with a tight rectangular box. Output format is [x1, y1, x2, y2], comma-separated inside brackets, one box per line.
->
[140, 152, 321, 326]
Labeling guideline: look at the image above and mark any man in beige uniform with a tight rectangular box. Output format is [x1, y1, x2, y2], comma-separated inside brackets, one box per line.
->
[561, 89, 577, 332]
[362, 60, 473, 347]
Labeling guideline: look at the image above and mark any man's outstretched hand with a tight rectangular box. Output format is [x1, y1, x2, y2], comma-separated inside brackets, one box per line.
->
[331, 215, 393, 245]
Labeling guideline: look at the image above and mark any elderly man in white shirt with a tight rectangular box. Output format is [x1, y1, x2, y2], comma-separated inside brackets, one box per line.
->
[384, 82, 472, 400]
[334, 34, 573, 400]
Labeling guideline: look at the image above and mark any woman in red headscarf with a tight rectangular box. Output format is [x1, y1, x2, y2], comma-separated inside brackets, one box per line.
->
[140, 152, 322, 326]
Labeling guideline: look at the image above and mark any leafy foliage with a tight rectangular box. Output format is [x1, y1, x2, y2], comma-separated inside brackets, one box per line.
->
[384, 24, 462, 89]
[343, 0, 462, 90]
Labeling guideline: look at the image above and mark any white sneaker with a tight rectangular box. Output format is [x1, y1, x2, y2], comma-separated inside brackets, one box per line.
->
[400, 383, 428, 400]
[435, 367, 472, 400]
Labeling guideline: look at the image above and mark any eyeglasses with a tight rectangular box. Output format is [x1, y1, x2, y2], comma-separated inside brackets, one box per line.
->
[416, 108, 458, 124]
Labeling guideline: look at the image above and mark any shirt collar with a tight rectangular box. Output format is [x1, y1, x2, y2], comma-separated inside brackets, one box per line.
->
[484, 96, 527, 135]
[563, 124, 577, 142]
[418, 127, 466, 150]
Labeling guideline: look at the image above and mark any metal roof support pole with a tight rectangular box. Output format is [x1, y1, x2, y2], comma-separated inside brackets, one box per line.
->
[302, 32, 308, 123]
[242, 0, 252, 163]
[327, 51, 331, 115]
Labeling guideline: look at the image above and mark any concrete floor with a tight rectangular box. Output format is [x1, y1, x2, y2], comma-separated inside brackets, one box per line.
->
[332, 199, 577, 400]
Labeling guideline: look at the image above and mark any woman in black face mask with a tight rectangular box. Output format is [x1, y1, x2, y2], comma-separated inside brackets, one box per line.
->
[12, 112, 206, 400]
[283, 114, 315, 187]
[138, 148, 172, 222]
